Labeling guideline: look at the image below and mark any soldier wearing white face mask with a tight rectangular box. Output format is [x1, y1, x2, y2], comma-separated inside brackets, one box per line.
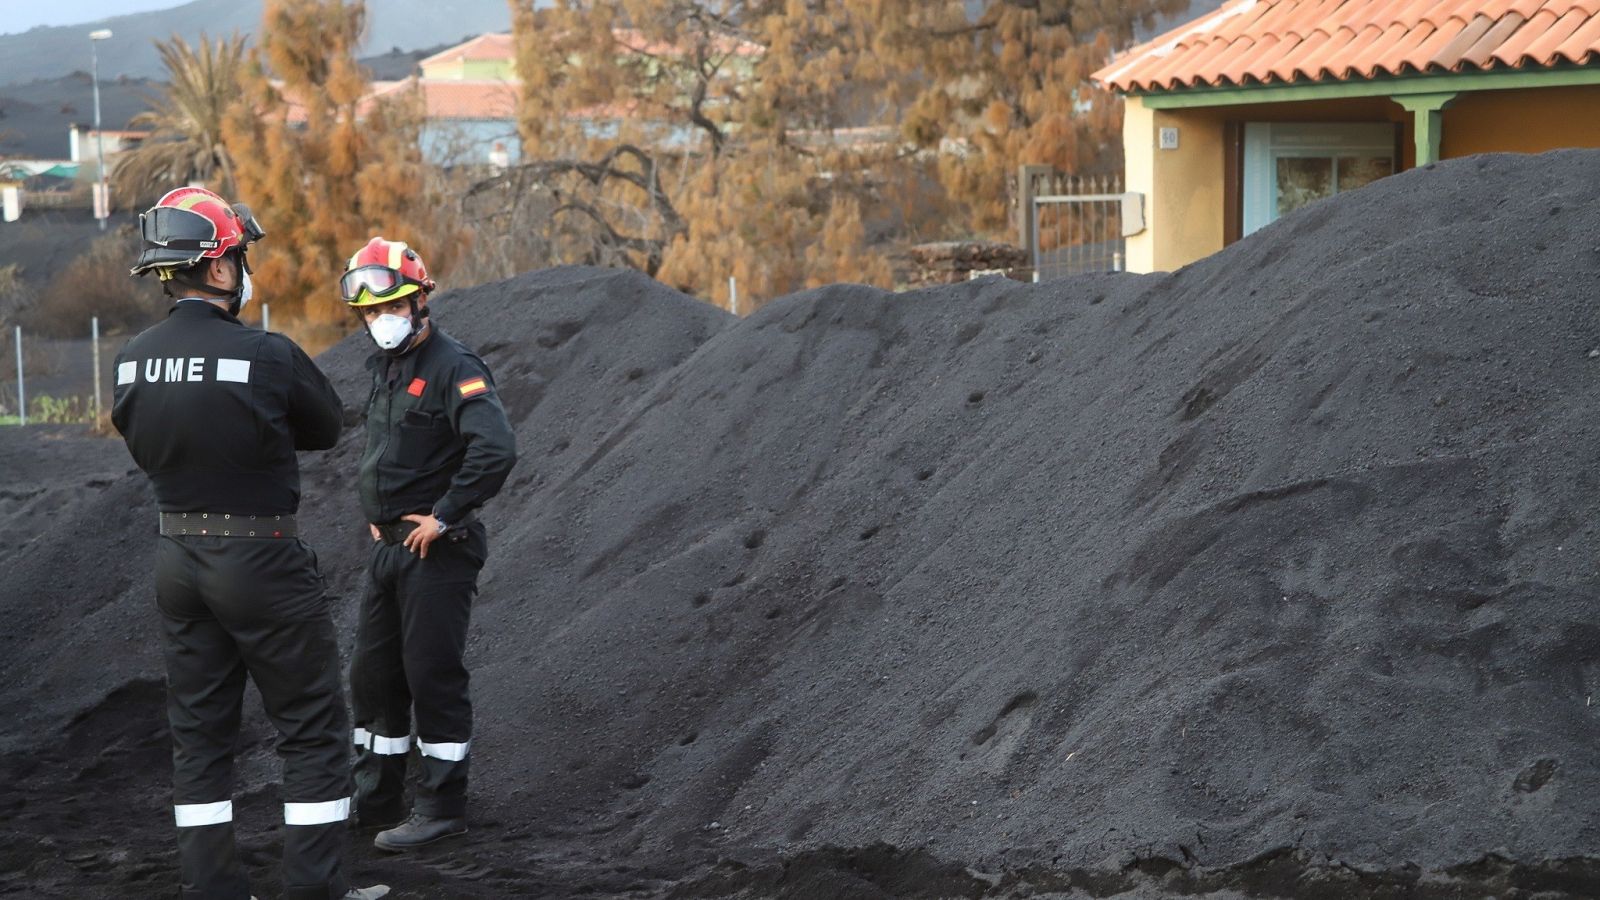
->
[112, 188, 388, 900]
[339, 237, 516, 851]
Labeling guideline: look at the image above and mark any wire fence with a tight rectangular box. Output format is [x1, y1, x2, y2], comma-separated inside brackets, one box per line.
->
[0, 321, 114, 426]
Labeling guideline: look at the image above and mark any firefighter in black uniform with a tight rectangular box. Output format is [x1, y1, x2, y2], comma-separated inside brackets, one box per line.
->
[112, 188, 387, 900]
[339, 237, 516, 851]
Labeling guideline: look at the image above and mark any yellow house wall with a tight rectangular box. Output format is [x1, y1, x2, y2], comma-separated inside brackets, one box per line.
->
[1442, 85, 1600, 157]
[1124, 96, 1409, 273]
[420, 58, 515, 81]
[1123, 98, 1226, 274]
[1123, 96, 1157, 273]
[421, 59, 464, 80]
[1155, 108, 1227, 273]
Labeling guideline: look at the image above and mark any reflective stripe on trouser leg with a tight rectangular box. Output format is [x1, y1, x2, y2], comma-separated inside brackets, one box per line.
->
[282, 795, 352, 898]
[415, 741, 471, 819]
[285, 797, 351, 826]
[353, 726, 412, 755]
[418, 739, 470, 762]
[173, 799, 248, 898]
[174, 800, 233, 827]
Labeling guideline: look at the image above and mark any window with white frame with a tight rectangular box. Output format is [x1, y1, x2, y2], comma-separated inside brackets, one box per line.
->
[1242, 122, 1398, 236]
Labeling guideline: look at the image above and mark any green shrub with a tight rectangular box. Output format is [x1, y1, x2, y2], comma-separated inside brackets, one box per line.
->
[30, 393, 95, 424]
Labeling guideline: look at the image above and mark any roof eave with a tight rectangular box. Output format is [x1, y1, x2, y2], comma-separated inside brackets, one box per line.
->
[1122, 62, 1600, 108]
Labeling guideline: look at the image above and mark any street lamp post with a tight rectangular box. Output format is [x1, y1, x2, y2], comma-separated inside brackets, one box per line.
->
[89, 29, 113, 231]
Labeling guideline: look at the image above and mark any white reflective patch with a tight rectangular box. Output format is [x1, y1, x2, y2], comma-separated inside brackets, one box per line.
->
[418, 739, 470, 762]
[174, 800, 233, 827]
[216, 358, 251, 383]
[373, 734, 411, 754]
[284, 797, 350, 826]
[116, 361, 137, 385]
[353, 727, 411, 755]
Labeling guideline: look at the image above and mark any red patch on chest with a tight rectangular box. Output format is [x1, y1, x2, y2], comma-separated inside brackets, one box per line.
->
[406, 378, 427, 397]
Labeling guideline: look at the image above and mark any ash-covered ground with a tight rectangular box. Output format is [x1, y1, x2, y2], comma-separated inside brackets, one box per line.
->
[3, 151, 1600, 899]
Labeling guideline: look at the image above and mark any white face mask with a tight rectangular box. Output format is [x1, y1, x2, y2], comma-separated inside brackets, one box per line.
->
[237, 270, 253, 310]
[368, 313, 414, 350]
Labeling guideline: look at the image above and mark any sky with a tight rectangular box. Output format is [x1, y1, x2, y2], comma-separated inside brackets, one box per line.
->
[0, 0, 182, 35]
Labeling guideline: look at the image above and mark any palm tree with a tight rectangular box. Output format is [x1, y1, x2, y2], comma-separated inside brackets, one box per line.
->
[113, 34, 245, 207]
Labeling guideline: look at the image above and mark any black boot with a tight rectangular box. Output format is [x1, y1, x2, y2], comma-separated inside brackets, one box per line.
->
[373, 814, 467, 852]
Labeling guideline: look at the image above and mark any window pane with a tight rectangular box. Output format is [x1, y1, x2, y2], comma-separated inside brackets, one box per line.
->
[1336, 156, 1394, 193]
[1276, 157, 1334, 217]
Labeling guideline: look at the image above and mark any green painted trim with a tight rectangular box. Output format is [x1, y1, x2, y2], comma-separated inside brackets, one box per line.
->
[1135, 66, 1600, 109]
[1393, 93, 1458, 164]
[1392, 92, 1459, 113]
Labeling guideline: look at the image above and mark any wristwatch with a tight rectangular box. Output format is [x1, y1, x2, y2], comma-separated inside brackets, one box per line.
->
[433, 516, 450, 535]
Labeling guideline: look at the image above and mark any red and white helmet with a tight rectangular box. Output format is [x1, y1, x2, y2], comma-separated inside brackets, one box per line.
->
[130, 187, 264, 277]
[340, 237, 436, 307]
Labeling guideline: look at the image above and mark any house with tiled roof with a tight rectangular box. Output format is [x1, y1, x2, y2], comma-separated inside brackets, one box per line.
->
[276, 28, 766, 166]
[418, 33, 517, 81]
[391, 33, 520, 166]
[366, 77, 520, 166]
[1091, 0, 1600, 273]
[274, 34, 520, 166]
[387, 28, 760, 164]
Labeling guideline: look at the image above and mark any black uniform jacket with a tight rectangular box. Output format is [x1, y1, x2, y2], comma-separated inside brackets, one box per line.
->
[358, 325, 516, 526]
[111, 299, 344, 515]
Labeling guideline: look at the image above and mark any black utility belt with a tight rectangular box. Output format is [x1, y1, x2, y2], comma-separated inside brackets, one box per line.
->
[160, 511, 297, 538]
[375, 514, 474, 545]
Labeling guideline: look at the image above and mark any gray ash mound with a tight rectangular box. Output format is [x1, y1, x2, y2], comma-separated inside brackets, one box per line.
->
[3, 151, 1600, 898]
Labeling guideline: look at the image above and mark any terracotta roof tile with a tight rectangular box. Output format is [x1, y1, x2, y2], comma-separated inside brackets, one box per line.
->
[1216, 33, 1269, 82]
[1434, 13, 1497, 64]
[1492, 8, 1558, 60]
[1299, 24, 1363, 77]
[1523, 7, 1590, 57]
[372, 79, 519, 120]
[1559, 10, 1600, 58]
[1463, 13, 1528, 65]
[1095, 0, 1600, 91]
[1355, 21, 1412, 76]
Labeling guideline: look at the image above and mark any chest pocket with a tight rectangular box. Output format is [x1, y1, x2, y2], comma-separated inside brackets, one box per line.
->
[396, 407, 453, 469]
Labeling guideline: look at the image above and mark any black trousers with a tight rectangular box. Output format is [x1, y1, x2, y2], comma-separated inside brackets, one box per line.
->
[155, 534, 351, 900]
[350, 522, 486, 821]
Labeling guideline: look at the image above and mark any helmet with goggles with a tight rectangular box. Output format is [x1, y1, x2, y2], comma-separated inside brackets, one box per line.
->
[340, 237, 435, 306]
[131, 188, 264, 313]
[130, 187, 264, 278]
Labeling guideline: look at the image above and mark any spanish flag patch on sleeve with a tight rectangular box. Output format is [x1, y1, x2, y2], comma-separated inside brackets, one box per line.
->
[457, 376, 489, 399]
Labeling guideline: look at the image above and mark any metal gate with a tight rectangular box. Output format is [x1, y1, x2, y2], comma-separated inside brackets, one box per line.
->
[1017, 167, 1144, 281]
